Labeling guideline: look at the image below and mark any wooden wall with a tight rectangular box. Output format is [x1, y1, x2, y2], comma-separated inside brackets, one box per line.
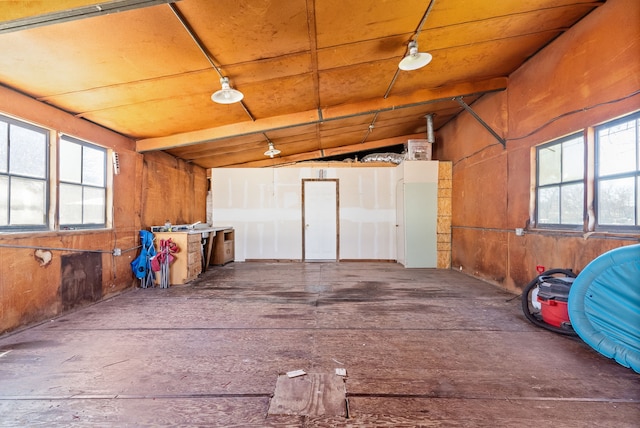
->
[141, 151, 208, 228]
[436, 0, 640, 292]
[0, 87, 207, 334]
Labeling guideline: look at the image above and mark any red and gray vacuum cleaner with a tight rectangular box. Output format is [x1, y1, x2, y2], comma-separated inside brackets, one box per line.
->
[521, 268, 578, 336]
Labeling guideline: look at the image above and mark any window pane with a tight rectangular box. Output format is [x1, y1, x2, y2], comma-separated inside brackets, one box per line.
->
[538, 186, 559, 224]
[59, 137, 107, 228]
[598, 177, 634, 225]
[598, 120, 636, 176]
[9, 124, 47, 178]
[84, 187, 105, 223]
[562, 138, 584, 181]
[560, 183, 583, 224]
[59, 139, 82, 183]
[83, 146, 105, 186]
[59, 183, 83, 225]
[0, 121, 7, 173]
[538, 145, 561, 185]
[0, 176, 7, 225]
[9, 177, 46, 225]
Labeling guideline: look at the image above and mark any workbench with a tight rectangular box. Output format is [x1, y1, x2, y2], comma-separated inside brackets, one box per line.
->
[152, 226, 234, 285]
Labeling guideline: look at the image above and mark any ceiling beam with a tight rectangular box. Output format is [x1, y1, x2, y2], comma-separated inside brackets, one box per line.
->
[139, 109, 322, 152]
[0, 0, 180, 33]
[136, 77, 507, 153]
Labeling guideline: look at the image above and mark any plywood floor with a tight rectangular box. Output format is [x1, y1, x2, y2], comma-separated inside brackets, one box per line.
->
[0, 262, 638, 427]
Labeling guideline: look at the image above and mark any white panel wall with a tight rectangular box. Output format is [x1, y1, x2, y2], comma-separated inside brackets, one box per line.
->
[210, 166, 397, 261]
[337, 168, 397, 260]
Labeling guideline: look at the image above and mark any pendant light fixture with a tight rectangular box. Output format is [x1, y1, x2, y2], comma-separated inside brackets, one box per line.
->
[264, 141, 281, 158]
[398, 40, 432, 71]
[211, 77, 244, 104]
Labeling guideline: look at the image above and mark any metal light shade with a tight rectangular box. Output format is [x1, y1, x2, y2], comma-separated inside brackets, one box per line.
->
[398, 41, 432, 71]
[264, 142, 281, 158]
[212, 77, 244, 104]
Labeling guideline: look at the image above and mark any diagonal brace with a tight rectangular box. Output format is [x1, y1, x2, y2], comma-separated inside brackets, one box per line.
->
[455, 97, 506, 148]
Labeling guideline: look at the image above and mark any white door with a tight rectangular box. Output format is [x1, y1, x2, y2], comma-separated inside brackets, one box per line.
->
[303, 179, 338, 261]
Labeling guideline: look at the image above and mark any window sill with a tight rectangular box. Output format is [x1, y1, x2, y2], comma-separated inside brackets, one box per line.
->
[0, 228, 112, 241]
[527, 227, 640, 241]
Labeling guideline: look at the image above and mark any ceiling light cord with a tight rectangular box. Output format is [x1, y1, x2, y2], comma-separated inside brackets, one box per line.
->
[360, 113, 379, 144]
[168, 3, 255, 120]
[168, 3, 222, 78]
[384, 0, 437, 99]
[413, 0, 437, 39]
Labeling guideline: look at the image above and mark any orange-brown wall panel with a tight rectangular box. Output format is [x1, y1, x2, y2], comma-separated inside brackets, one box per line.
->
[508, 0, 640, 145]
[439, 0, 640, 292]
[451, 228, 509, 283]
[141, 151, 208, 229]
[505, 145, 531, 228]
[0, 88, 207, 334]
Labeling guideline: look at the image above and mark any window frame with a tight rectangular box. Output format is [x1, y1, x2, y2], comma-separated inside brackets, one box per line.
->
[594, 111, 640, 231]
[0, 113, 113, 234]
[0, 114, 50, 232]
[58, 135, 108, 230]
[532, 111, 640, 235]
[534, 133, 586, 230]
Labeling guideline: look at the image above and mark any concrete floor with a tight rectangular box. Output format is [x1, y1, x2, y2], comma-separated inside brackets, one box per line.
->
[0, 262, 638, 427]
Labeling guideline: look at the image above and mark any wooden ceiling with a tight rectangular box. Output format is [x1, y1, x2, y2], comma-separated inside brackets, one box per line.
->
[0, 0, 603, 167]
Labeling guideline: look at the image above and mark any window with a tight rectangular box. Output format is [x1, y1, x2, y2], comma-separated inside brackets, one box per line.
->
[0, 114, 109, 233]
[595, 113, 640, 228]
[0, 116, 49, 230]
[536, 134, 585, 228]
[59, 135, 107, 229]
[534, 111, 640, 232]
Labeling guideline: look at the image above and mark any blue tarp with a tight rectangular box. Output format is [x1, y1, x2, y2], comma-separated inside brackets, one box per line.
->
[568, 244, 640, 373]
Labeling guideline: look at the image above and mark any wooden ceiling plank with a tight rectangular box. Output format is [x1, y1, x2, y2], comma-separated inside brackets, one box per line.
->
[322, 134, 424, 157]
[266, 124, 319, 139]
[314, 0, 426, 49]
[225, 133, 425, 169]
[176, 0, 310, 65]
[169, 136, 268, 159]
[321, 77, 507, 120]
[239, 152, 325, 168]
[136, 77, 506, 152]
[306, 0, 322, 149]
[137, 109, 322, 151]
[418, 3, 600, 53]
[428, 0, 603, 28]
[317, 34, 409, 70]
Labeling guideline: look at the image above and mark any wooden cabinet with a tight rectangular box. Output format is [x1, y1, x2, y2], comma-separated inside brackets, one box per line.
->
[212, 228, 234, 265]
[154, 232, 202, 285]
